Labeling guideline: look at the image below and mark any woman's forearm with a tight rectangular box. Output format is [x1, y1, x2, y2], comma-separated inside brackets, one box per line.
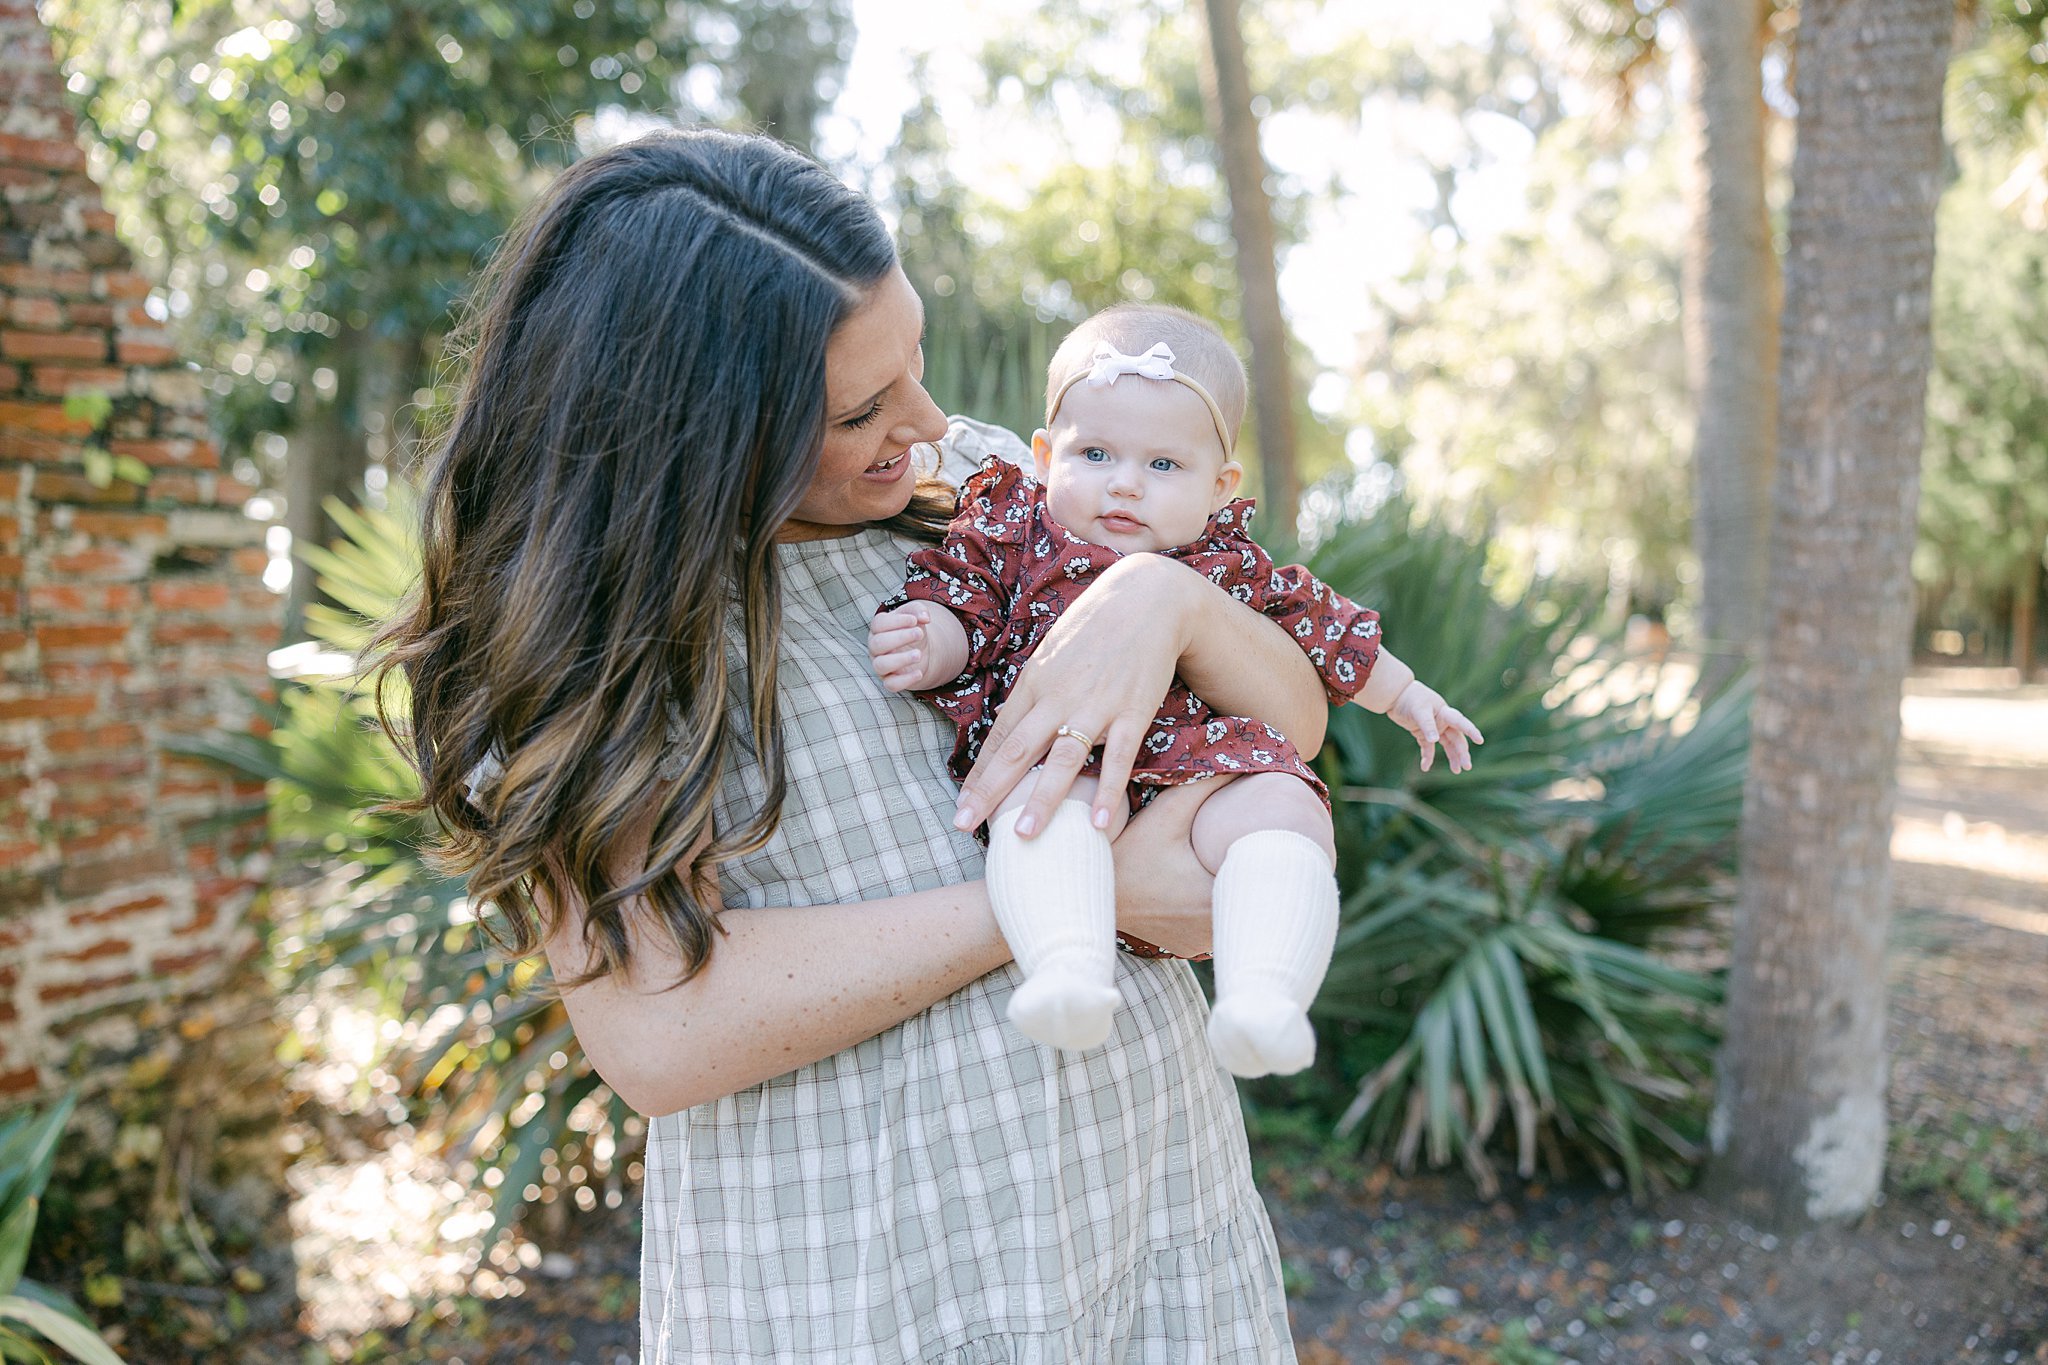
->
[1165, 560, 1330, 758]
[550, 880, 1010, 1116]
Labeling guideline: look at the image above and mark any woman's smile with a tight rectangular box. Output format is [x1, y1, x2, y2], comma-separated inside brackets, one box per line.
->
[864, 446, 914, 480]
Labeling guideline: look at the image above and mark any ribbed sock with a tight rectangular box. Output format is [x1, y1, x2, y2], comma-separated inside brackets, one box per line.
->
[1207, 829, 1338, 1077]
[986, 801, 1122, 1051]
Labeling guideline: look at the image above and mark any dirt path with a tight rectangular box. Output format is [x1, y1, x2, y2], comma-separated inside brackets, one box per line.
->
[1273, 670, 2048, 1364]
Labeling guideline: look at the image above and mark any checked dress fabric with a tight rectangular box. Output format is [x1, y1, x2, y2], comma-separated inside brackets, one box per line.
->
[636, 418, 1296, 1363]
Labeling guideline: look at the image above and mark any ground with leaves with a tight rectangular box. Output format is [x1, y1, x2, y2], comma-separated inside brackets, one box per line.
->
[129, 670, 2042, 1365]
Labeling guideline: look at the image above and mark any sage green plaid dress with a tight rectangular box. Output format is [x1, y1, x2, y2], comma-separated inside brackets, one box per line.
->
[638, 419, 1295, 1364]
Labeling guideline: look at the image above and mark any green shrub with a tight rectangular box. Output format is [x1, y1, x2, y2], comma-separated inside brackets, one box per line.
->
[1282, 495, 1742, 1195]
[0, 1092, 127, 1364]
[170, 492, 623, 1238]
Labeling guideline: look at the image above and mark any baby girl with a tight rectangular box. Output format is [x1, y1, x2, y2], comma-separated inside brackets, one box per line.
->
[867, 303, 1481, 1077]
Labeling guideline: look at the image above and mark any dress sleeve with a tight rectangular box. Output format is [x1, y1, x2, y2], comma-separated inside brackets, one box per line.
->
[883, 454, 1037, 681]
[1225, 529, 1382, 706]
[893, 521, 1015, 679]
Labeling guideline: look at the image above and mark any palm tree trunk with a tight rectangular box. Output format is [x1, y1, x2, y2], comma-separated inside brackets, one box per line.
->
[1678, 0, 1781, 694]
[1197, 0, 1300, 543]
[2015, 536, 2040, 680]
[1708, 0, 1952, 1224]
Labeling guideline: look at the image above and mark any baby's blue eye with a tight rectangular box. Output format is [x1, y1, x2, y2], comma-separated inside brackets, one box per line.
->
[1150, 458, 1177, 472]
[1081, 447, 1109, 463]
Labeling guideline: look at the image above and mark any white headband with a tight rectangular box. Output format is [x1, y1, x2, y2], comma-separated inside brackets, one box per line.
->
[1045, 341, 1235, 458]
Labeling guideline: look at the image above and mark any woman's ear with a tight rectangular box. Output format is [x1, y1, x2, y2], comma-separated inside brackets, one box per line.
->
[1213, 459, 1244, 507]
[1031, 429, 1053, 478]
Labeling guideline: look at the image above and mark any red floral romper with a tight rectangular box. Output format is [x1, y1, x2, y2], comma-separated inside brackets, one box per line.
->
[890, 456, 1384, 818]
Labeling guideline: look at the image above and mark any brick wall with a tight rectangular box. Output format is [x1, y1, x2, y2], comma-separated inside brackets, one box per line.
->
[0, 1, 277, 1098]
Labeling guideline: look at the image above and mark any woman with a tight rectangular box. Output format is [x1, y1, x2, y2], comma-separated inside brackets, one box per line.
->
[379, 129, 1329, 1362]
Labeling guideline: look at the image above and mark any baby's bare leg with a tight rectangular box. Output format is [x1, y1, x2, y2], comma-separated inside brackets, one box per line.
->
[987, 768, 1126, 1051]
[1187, 772, 1333, 873]
[1185, 773, 1339, 1079]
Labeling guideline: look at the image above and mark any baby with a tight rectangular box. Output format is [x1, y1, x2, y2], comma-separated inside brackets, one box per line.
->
[868, 303, 1481, 1077]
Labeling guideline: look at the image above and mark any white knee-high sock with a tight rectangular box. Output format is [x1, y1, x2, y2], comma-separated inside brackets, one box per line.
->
[986, 801, 1122, 1051]
[1207, 828, 1338, 1078]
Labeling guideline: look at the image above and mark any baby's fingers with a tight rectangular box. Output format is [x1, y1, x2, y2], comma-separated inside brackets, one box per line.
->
[868, 624, 926, 658]
[1415, 714, 1441, 772]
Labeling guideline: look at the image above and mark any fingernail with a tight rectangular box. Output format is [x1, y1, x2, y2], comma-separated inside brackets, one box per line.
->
[953, 807, 976, 831]
[1015, 814, 1036, 838]
[1093, 807, 1110, 829]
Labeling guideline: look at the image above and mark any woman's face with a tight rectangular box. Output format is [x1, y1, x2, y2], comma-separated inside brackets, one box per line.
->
[781, 265, 947, 540]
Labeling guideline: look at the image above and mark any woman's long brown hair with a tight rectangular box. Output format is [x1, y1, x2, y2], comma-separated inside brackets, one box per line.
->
[371, 129, 937, 992]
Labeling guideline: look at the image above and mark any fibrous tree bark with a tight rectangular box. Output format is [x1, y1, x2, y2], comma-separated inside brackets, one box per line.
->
[1709, 0, 1953, 1223]
[1196, 0, 1300, 543]
[1677, 0, 1781, 693]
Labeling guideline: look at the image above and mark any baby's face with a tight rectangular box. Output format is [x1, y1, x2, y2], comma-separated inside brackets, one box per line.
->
[1032, 378, 1242, 553]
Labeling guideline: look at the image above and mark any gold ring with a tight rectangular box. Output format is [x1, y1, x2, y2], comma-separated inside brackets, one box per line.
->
[1054, 724, 1096, 750]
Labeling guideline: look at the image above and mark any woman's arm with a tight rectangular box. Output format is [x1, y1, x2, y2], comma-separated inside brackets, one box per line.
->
[543, 790, 1216, 1115]
[952, 552, 1327, 836]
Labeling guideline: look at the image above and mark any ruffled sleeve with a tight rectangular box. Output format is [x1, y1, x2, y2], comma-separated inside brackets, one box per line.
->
[890, 455, 1040, 678]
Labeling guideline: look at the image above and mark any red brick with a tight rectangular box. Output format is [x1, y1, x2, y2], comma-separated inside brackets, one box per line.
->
[41, 659, 132, 686]
[29, 582, 138, 613]
[67, 893, 167, 926]
[0, 133, 86, 171]
[0, 399, 92, 434]
[124, 437, 218, 469]
[97, 272, 152, 300]
[51, 790, 147, 822]
[24, 465, 128, 503]
[69, 302, 115, 328]
[55, 937, 130, 963]
[0, 1067, 39, 1098]
[58, 511, 166, 537]
[149, 581, 228, 612]
[6, 297, 62, 330]
[113, 340, 177, 366]
[51, 547, 142, 577]
[0, 331, 104, 362]
[214, 476, 256, 508]
[0, 630, 27, 655]
[44, 723, 141, 755]
[0, 266, 92, 296]
[35, 622, 128, 650]
[0, 694, 94, 721]
[0, 552, 21, 575]
[55, 842, 174, 898]
[150, 947, 221, 977]
[231, 548, 268, 574]
[0, 470, 16, 499]
[37, 971, 139, 1004]
[0, 841, 43, 870]
[82, 208, 117, 235]
[30, 365, 124, 394]
[0, 430, 74, 462]
[152, 622, 233, 645]
[60, 825, 148, 856]
[144, 470, 199, 504]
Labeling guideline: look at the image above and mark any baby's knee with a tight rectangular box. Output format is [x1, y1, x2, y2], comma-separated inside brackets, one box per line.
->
[1193, 773, 1335, 866]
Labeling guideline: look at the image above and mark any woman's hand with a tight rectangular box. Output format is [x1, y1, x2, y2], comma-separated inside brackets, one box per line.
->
[1110, 783, 1216, 958]
[953, 553, 1190, 837]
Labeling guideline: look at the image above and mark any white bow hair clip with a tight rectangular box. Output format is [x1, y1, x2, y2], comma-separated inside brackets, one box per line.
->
[1085, 341, 1179, 387]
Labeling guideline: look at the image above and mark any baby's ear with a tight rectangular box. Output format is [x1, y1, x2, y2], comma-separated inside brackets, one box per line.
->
[1213, 459, 1244, 507]
[1031, 429, 1053, 478]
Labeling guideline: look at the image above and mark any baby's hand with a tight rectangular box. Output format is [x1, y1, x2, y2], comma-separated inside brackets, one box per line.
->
[868, 604, 938, 693]
[1386, 680, 1484, 774]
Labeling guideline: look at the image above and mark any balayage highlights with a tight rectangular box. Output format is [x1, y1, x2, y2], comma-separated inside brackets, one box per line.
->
[372, 130, 946, 991]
